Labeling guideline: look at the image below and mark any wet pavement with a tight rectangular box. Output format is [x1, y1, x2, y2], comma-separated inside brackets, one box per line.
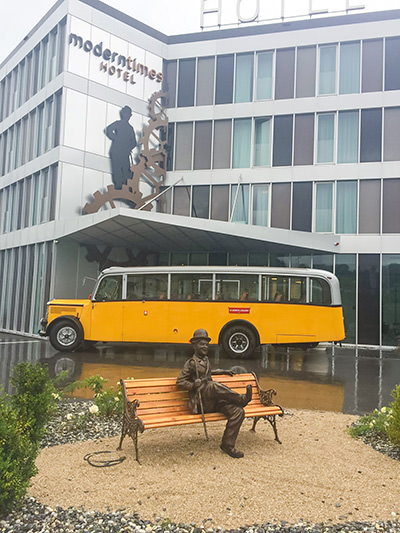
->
[1, 331, 400, 415]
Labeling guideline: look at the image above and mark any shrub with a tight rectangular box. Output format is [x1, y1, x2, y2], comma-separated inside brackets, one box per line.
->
[387, 384, 400, 446]
[10, 362, 58, 444]
[65, 375, 123, 417]
[348, 407, 390, 439]
[0, 392, 37, 517]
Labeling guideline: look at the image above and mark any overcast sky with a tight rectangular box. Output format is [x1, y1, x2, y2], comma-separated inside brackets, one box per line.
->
[1, 0, 399, 64]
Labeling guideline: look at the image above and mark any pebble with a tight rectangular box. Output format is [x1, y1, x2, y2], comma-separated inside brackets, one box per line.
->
[1, 400, 400, 532]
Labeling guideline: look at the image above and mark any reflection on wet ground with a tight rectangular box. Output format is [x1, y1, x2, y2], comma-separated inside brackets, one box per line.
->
[1, 331, 400, 415]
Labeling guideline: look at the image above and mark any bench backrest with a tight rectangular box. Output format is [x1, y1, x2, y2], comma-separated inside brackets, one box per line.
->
[121, 373, 259, 418]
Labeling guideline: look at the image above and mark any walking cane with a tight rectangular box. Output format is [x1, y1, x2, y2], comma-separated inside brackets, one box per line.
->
[195, 361, 209, 441]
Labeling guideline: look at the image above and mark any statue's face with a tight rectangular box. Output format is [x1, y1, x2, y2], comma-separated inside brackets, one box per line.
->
[194, 339, 209, 358]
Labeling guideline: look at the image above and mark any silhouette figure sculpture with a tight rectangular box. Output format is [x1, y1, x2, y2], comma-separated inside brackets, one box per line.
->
[105, 105, 137, 190]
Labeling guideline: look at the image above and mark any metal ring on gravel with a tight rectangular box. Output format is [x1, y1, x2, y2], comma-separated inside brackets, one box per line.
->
[83, 451, 126, 467]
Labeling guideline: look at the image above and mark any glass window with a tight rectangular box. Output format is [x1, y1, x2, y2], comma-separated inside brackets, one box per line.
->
[271, 183, 290, 229]
[296, 46, 316, 98]
[252, 184, 269, 226]
[213, 120, 231, 169]
[157, 186, 171, 214]
[215, 274, 258, 301]
[319, 44, 336, 95]
[294, 114, 314, 166]
[193, 121, 212, 170]
[385, 37, 400, 91]
[336, 180, 357, 234]
[383, 178, 400, 233]
[196, 57, 215, 106]
[170, 273, 213, 300]
[264, 276, 289, 302]
[292, 182, 312, 232]
[272, 115, 293, 166]
[164, 60, 177, 107]
[384, 107, 400, 161]
[94, 276, 122, 301]
[359, 179, 380, 234]
[177, 58, 195, 107]
[256, 51, 273, 100]
[291, 255, 311, 268]
[335, 255, 356, 343]
[235, 53, 253, 103]
[358, 254, 380, 345]
[362, 39, 383, 93]
[230, 184, 249, 224]
[233, 118, 251, 168]
[382, 255, 400, 346]
[310, 278, 331, 305]
[339, 42, 360, 94]
[167, 123, 174, 171]
[171, 253, 187, 266]
[275, 48, 295, 100]
[215, 54, 234, 105]
[228, 253, 247, 266]
[312, 254, 333, 272]
[192, 185, 209, 219]
[127, 274, 168, 300]
[173, 186, 190, 216]
[289, 277, 306, 303]
[360, 108, 382, 162]
[317, 113, 335, 163]
[337, 110, 359, 163]
[175, 122, 193, 170]
[211, 185, 229, 221]
[254, 117, 271, 166]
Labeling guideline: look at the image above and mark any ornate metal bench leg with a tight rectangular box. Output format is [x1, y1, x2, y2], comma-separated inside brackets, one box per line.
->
[266, 415, 282, 444]
[250, 416, 261, 432]
[117, 420, 127, 450]
[117, 398, 144, 462]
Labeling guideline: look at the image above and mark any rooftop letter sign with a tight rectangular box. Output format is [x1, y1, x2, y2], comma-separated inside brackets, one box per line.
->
[200, 0, 365, 28]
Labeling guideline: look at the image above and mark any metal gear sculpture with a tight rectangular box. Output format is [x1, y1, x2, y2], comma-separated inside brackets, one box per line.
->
[83, 90, 168, 214]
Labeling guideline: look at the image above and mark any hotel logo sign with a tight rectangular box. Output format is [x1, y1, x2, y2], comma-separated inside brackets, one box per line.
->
[68, 33, 163, 85]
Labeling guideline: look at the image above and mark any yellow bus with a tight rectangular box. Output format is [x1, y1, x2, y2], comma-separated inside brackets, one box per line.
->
[39, 266, 345, 358]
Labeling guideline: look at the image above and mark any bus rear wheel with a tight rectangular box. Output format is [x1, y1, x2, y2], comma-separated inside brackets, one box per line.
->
[222, 325, 257, 359]
[49, 319, 83, 352]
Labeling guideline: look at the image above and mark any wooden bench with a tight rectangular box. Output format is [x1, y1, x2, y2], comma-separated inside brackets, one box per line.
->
[118, 372, 284, 462]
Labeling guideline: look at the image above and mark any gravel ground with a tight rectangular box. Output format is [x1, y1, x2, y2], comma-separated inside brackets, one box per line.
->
[1, 400, 400, 533]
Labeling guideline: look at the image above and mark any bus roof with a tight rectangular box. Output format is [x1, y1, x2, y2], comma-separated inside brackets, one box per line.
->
[100, 265, 336, 279]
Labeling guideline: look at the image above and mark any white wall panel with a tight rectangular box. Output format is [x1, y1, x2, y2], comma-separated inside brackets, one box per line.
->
[68, 17, 92, 79]
[88, 26, 111, 85]
[58, 162, 84, 220]
[86, 97, 107, 156]
[127, 43, 146, 100]
[63, 89, 87, 149]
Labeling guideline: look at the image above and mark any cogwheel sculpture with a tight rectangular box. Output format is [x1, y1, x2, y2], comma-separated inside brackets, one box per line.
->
[83, 91, 168, 215]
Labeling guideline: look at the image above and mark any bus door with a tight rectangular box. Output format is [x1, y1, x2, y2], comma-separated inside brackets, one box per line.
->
[123, 273, 168, 342]
[90, 275, 123, 341]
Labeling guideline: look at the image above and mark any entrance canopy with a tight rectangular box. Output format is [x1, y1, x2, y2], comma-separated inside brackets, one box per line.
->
[54, 208, 340, 254]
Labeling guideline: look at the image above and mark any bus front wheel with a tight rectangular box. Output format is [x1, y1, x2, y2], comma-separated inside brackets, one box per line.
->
[222, 326, 257, 359]
[49, 319, 83, 352]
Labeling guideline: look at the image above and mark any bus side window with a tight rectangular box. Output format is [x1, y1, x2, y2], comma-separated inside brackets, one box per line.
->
[289, 277, 306, 302]
[310, 278, 332, 305]
[94, 276, 122, 301]
[269, 276, 288, 302]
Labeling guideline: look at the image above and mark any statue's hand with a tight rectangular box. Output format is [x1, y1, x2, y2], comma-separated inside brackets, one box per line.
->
[193, 378, 202, 390]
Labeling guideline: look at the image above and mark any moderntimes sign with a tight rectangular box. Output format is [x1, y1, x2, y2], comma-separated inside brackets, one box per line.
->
[68, 33, 163, 85]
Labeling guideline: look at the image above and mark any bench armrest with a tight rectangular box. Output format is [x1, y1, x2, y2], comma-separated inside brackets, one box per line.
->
[251, 372, 284, 411]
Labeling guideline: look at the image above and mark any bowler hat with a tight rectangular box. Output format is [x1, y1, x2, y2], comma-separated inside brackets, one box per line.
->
[190, 328, 211, 343]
